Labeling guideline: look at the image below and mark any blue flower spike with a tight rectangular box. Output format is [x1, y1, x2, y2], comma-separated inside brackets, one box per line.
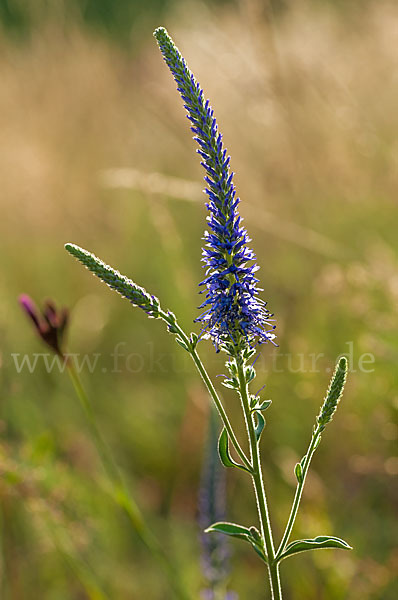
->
[154, 27, 276, 353]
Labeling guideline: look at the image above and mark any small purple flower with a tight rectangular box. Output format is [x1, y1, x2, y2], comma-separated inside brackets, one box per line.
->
[19, 294, 68, 356]
[154, 28, 276, 351]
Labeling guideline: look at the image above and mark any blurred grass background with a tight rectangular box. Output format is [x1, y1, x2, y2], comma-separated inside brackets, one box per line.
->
[0, 0, 397, 598]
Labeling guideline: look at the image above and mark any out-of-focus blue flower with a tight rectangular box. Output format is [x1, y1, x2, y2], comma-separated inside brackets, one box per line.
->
[201, 592, 238, 600]
[199, 409, 238, 600]
[154, 27, 276, 351]
[199, 410, 229, 588]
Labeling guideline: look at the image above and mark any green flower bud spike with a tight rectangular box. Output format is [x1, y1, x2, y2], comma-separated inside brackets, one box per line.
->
[317, 357, 348, 431]
[65, 243, 161, 318]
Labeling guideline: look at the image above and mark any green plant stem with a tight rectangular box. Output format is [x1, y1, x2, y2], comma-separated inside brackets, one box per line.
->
[276, 425, 322, 560]
[66, 360, 190, 600]
[236, 359, 283, 600]
[164, 316, 251, 471]
[190, 349, 252, 470]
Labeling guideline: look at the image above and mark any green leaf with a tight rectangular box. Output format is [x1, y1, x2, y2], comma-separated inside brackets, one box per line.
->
[245, 366, 256, 383]
[251, 399, 272, 412]
[249, 540, 268, 564]
[242, 347, 256, 361]
[218, 429, 251, 473]
[313, 435, 322, 450]
[221, 377, 239, 390]
[294, 462, 303, 484]
[175, 337, 189, 351]
[205, 521, 252, 540]
[278, 536, 352, 562]
[259, 399, 272, 411]
[205, 522, 268, 564]
[226, 360, 237, 376]
[254, 411, 265, 442]
[249, 526, 262, 542]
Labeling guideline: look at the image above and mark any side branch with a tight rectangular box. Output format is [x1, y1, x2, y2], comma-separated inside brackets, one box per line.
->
[275, 426, 321, 559]
[160, 311, 252, 472]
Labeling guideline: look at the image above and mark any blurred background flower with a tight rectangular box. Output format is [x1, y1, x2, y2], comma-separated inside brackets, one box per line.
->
[19, 295, 68, 356]
[198, 408, 236, 600]
[0, 1, 397, 598]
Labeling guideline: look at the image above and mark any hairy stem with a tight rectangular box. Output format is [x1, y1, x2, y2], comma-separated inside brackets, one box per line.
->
[66, 361, 190, 600]
[163, 315, 252, 472]
[236, 358, 283, 600]
[190, 349, 252, 471]
[276, 425, 322, 559]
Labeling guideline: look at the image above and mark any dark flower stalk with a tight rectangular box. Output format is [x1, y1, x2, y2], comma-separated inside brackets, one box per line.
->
[19, 294, 68, 356]
[154, 27, 276, 351]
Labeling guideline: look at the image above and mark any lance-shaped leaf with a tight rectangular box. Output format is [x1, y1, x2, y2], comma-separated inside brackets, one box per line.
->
[249, 541, 268, 564]
[254, 411, 265, 442]
[205, 522, 267, 563]
[277, 535, 352, 562]
[175, 337, 189, 351]
[251, 399, 272, 412]
[205, 521, 252, 540]
[294, 462, 303, 484]
[218, 429, 251, 473]
[294, 454, 308, 484]
[221, 377, 239, 390]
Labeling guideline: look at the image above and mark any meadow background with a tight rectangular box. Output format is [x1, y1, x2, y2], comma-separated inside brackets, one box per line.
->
[0, 0, 397, 598]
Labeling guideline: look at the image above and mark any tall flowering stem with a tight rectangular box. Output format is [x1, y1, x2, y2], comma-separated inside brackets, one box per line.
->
[153, 28, 352, 600]
[63, 28, 352, 599]
[234, 354, 282, 597]
[154, 27, 276, 352]
[154, 27, 281, 598]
